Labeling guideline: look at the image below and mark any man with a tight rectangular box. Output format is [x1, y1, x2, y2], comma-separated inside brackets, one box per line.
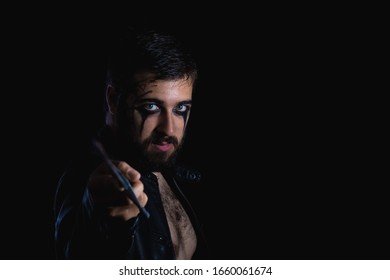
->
[54, 26, 208, 259]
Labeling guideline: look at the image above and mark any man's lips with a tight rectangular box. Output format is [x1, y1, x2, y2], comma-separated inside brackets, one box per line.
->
[152, 142, 173, 152]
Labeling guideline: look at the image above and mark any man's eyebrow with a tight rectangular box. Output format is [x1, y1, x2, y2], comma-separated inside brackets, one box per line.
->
[177, 100, 192, 106]
[136, 98, 193, 106]
[136, 98, 163, 105]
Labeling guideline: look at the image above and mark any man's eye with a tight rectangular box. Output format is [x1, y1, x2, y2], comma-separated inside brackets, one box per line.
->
[175, 104, 189, 113]
[144, 104, 159, 112]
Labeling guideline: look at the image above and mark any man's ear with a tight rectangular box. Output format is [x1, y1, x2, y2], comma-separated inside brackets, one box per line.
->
[106, 85, 118, 115]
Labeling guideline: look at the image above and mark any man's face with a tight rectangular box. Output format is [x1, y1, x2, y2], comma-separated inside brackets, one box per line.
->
[125, 75, 193, 170]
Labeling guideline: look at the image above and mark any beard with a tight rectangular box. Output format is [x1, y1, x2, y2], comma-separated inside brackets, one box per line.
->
[116, 110, 186, 172]
[138, 133, 183, 171]
[119, 128, 185, 172]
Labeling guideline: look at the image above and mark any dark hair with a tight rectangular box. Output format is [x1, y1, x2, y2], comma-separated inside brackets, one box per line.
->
[106, 27, 198, 97]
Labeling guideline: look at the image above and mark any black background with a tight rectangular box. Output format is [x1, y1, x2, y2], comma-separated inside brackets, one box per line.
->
[1, 5, 387, 260]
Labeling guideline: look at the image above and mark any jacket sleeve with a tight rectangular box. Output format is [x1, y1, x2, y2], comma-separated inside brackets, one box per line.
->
[54, 169, 139, 259]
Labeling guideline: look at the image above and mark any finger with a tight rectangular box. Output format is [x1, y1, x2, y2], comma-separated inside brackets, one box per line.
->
[91, 180, 145, 207]
[129, 180, 144, 197]
[95, 189, 129, 206]
[92, 160, 136, 177]
[115, 161, 141, 182]
[137, 192, 148, 208]
[107, 193, 148, 220]
[123, 187, 148, 208]
[107, 205, 140, 220]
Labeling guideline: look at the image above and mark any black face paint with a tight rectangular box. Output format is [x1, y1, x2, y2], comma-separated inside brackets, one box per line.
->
[129, 86, 154, 134]
[134, 99, 192, 135]
[174, 101, 192, 132]
[135, 104, 154, 133]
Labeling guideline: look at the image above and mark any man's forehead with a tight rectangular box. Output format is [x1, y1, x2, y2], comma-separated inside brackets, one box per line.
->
[133, 72, 193, 89]
[129, 81, 192, 105]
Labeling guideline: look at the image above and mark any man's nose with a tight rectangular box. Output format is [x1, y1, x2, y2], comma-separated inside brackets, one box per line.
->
[157, 111, 175, 135]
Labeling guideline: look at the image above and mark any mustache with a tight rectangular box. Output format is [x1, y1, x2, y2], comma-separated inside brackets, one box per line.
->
[150, 134, 179, 146]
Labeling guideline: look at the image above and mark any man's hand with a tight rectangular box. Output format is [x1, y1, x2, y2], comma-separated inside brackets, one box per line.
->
[87, 161, 148, 221]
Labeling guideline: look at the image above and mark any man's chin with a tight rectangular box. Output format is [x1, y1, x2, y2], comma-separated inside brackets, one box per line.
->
[143, 152, 176, 171]
[138, 141, 182, 172]
[145, 160, 173, 172]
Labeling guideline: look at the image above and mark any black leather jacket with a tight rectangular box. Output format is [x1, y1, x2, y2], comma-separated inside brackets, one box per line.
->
[53, 129, 208, 259]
